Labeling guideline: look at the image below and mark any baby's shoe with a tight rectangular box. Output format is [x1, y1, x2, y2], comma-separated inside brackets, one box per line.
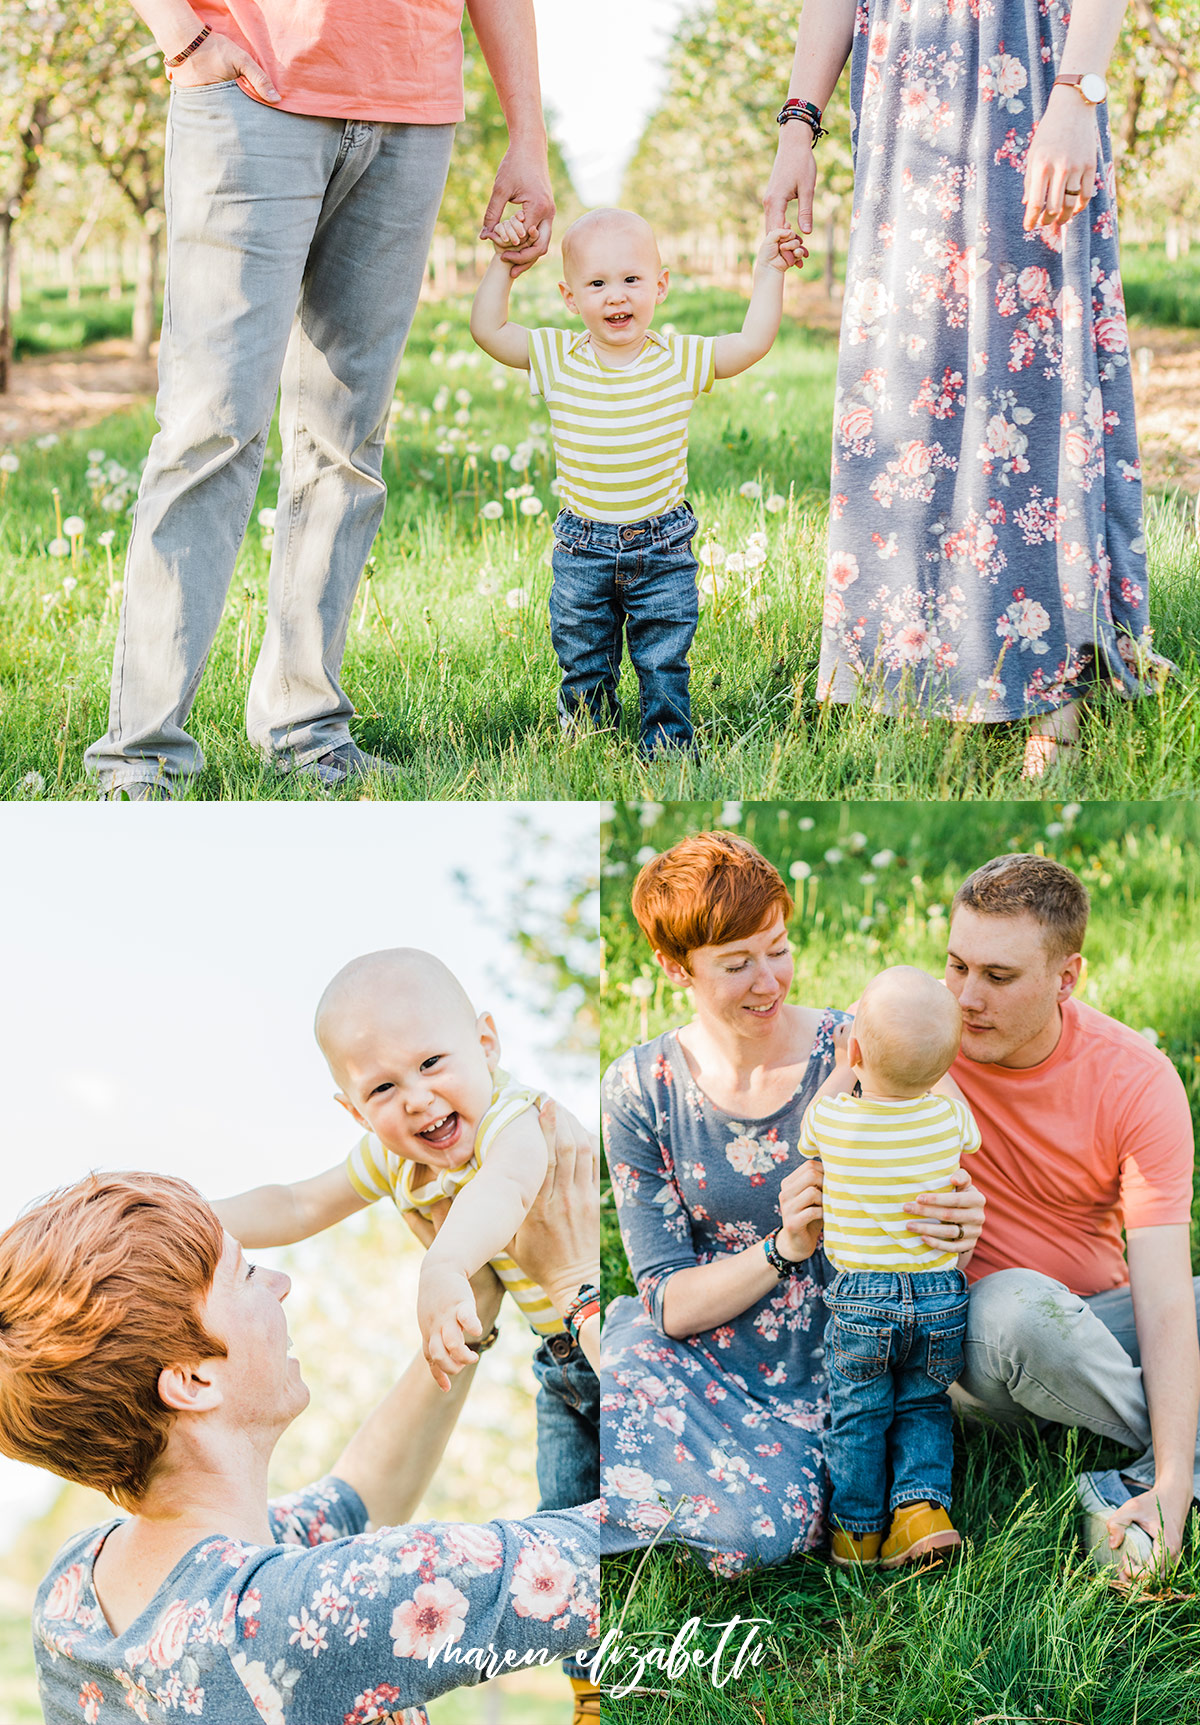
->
[830, 1528, 883, 1569]
[881, 1501, 962, 1569]
[569, 1676, 603, 1721]
[1076, 1470, 1156, 1578]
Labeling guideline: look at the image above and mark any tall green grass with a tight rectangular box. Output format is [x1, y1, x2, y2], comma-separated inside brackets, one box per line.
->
[1121, 246, 1200, 330]
[599, 800, 1200, 1724]
[1, 287, 1196, 801]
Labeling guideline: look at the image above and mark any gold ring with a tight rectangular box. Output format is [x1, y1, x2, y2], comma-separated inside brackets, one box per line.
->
[1065, 185, 1083, 197]
[955, 1223, 965, 1241]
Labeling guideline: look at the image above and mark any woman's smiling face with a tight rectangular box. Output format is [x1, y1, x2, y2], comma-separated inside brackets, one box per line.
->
[662, 914, 795, 1033]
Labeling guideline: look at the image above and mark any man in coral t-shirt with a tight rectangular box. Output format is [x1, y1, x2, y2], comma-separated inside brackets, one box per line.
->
[87, 0, 554, 798]
[940, 853, 1199, 1582]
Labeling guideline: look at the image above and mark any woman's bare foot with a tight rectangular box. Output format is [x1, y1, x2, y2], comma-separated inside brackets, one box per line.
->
[1022, 702, 1081, 780]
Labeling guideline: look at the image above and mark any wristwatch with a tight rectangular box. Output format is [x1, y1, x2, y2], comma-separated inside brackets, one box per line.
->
[1053, 72, 1108, 106]
[763, 1229, 807, 1279]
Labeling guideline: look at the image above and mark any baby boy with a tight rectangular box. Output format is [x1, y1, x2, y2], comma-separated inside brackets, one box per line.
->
[800, 966, 980, 1570]
[470, 205, 803, 756]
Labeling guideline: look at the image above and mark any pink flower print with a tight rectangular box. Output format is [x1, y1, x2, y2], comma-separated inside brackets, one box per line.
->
[839, 403, 874, 444]
[390, 1578, 469, 1658]
[79, 1682, 103, 1724]
[752, 1515, 777, 1539]
[441, 1525, 504, 1573]
[830, 493, 847, 519]
[345, 1681, 403, 1725]
[510, 1540, 577, 1621]
[997, 596, 1051, 652]
[603, 1463, 658, 1498]
[1063, 428, 1091, 469]
[1017, 265, 1051, 305]
[829, 550, 860, 590]
[845, 277, 890, 344]
[712, 1325, 735, 1349]
[894, 622, 933, 663]
[1055, 285, 1083, 330]
[653, 1403, 686, 1435]
[868, 21, 889, 58]
[898, 441, 933, 478]
[43, 1564, 83, 1621]
[181, 1684, 204, 1716]
[629, 1499, 674, 1533]
[980, 52, 1027, 111]
[144, 1598, 192, 1669]
[287, 1604, 329, 1654]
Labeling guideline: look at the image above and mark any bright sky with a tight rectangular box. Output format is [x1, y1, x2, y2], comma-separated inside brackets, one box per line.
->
[0, 801, 599, 1547]
[532, 0, 693, 202]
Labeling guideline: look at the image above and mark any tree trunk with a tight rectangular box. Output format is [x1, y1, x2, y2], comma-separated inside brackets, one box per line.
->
[0, 209, 13, 395]
[131, 215, 161, 358]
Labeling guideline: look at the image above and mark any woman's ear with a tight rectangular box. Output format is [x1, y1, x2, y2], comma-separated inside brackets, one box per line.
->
[334, 1091, 369, 1131]
[654, 948, 693, 990]
[157, 1361, 222, 1416]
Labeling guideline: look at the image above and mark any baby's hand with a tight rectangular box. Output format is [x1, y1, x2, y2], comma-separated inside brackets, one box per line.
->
[490, 212, 538, 255]
[757, 226, 807, 272]
[777, 1158, 824, 1261]
[417, 1264, 483, 1392]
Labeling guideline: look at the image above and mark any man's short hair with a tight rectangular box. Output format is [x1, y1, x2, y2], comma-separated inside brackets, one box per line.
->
[0, 1172, 226, 1510]
[952, 853, 1089, 958]
[632, 831, 794, 966]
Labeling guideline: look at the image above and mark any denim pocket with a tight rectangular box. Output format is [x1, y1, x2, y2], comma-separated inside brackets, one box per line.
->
[831, 1317, 891, 1383]
[172, 78, 242, 95]
[925, 1321, 966, 1388]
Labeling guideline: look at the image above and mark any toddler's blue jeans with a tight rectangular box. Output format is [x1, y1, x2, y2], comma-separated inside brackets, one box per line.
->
[533, 1334, 599, 1682]
[822, 1268, 968, 1535]
[549, 503, 699, 754]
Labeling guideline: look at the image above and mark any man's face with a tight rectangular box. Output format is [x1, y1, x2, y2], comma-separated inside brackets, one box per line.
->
[945, 906, 1081, 1068]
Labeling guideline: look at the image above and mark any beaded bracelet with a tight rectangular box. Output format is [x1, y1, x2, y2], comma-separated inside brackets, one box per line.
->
[762, 1230, 806, 1279]
[564, 1284, 600, 1345]
[165, 24, 212, 68]
[776, 97, 828, 143]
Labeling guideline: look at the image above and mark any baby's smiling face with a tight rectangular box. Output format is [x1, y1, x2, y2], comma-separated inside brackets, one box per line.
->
[558, 212, 668, 360]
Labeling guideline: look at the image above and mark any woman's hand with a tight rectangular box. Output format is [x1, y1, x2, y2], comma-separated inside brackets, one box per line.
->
[904, 1167, 985, 1254]
[762, 123, 819, 238]
[777, 1157, 824, 1261]
[167, 31, 280, 101]
[1023, 87, 1100, 231]
[510, 1101, 601, 1303]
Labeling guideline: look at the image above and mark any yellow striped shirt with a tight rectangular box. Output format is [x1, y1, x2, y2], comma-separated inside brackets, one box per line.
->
[799, 1093, 981, 1272]
[528, 325, 716, 523]
[344, 1071, 563, 1336]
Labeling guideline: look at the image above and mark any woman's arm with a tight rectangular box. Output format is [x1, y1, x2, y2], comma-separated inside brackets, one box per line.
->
[1023, 0, 1130, 229]
[762, 0, 858, 236]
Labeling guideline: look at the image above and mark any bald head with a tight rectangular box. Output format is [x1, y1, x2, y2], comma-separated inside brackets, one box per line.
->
[853, 966, 963, 1093]
[560, 207, 661, 282]
[315, 949, 478, 1085]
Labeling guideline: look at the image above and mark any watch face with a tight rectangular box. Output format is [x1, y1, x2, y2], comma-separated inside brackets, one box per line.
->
[1080, 72, 1107, 104]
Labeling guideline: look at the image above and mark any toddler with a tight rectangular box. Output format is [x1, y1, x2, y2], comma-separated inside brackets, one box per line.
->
[470, 205, 803, 755]
[799, 966, 980, 1570]
[214, 948, 599, 1499]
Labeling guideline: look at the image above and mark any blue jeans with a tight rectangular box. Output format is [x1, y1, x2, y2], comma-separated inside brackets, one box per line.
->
[532, 1335, 599, 1682]
[549, 503, 699, 754]
[822, 1268, 969, 1535]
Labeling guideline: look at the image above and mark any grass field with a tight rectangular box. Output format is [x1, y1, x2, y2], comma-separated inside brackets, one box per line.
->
[2, 283, 1198, 802]
[1121, 246, 1200, 330]
[599, 799, 1200, 1725]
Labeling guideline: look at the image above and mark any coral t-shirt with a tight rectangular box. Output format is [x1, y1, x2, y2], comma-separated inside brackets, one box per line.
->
[190, 0, 466, 123]
[951, 997, 1194, 1298]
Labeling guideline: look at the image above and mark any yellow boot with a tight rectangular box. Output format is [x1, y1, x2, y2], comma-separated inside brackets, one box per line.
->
[881, 1501, 961, 1569]
[830, 1527, 883, 1569]
[570, 1676, 603, 1721]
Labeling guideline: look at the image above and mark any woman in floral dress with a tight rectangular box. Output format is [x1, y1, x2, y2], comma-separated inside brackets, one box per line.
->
[0, 1167, 610, 1725]
[601, 833, 983, 1573]
[764, 0, 1158, 774]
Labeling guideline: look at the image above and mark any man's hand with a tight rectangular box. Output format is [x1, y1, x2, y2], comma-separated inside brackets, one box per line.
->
[167, 31, 280, 102]
[480, 147, 554, 277]
[1104, 1485, 1189, 1587]
[777, 1158, 824, 1261]
[417, 1262, 483, 1392]
[905, 1167, 985, 1254]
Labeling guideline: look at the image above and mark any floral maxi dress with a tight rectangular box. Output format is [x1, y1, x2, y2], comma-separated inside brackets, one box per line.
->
[818, 0, 1156, 721]
[601, 1016, 847, 1576]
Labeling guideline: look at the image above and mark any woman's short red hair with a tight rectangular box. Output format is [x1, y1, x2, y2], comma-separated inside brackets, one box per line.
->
[631, 831, 794, 966]
[0, 1172, 226, 1510]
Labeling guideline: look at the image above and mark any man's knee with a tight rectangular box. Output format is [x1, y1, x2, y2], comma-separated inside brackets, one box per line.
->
[965, 1268, 1076, 1352]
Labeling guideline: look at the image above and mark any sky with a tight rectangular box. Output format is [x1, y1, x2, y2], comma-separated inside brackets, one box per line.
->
[0, 801, 600, 1547]
[531, 0, 693, 202]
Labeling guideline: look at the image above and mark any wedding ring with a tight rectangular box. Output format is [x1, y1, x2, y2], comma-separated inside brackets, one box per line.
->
[955, 1223, 965, 1241]
[1065, 185, 1083, 197]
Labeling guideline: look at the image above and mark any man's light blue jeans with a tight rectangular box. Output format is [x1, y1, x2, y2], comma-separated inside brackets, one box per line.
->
[957, 1267, 1200, 1501]
[84, 83, 454, 791]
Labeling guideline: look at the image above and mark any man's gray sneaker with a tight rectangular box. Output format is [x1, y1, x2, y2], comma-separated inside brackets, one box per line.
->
[1076, 1470, 1156, 1576]
[285, 742, 400, 788]
[105, 780, 173, 802]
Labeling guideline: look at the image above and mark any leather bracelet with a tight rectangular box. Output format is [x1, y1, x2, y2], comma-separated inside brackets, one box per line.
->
[165, 25, 211, 68]
[776, 98, 827, 143]
[564, 1283, 600, 1345]
[472, 1323, 500, 1354]
[763, 1229, 806, 1279]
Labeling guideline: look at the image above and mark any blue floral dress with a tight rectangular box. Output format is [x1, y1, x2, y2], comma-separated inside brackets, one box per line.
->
[601, 1013, 847, 1576]
[33, 1477, 602, 1723]
[818, 0, 1156, 721]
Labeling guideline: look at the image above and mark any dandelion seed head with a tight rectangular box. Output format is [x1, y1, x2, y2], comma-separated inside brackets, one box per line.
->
[48, 537, 70, 557]
[490, 444, 512, 463]
[20, 771, 44, 796]
[789, 860, 812, 881]
[0, 453, 20, 473]
[738, 480, 762, 500]
[765, 494, 786, 513]
[480, 501, 504, 519]
[519, 496, 543, 515]
[98, 530, 115, 547]
[505, 586, 531, 609]
[62, 516, 85, 537]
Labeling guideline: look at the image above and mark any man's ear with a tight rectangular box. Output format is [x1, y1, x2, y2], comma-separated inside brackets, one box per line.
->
[476, 1011, 501, 1073]
[654, 948, 693, 990]
[334, 1090, 369, 1132]
[1056, 952, 1085, 1003]
[558, 279, 577, 314]
[655, 266, 670, 304]
[158, 1361, 222, 1416]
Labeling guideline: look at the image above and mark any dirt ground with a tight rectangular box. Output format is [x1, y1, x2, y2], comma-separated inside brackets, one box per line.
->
[1, 311, 1197, 494]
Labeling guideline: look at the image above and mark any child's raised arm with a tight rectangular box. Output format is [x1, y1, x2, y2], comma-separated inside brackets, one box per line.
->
[714, 228, 806, 380]
[469, 213, 534, 371]
[211, 1162, 368, 1249]
[416, 1106, 549, 1389]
